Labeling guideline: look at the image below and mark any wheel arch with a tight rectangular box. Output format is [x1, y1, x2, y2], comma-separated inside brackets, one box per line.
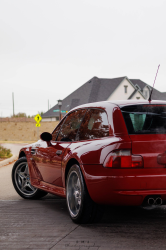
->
[19, 151, 26, 158]
[65, 158, 81, 186]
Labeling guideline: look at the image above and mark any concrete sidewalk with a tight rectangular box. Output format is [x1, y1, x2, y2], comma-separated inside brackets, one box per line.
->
[0, 142, 28, 155]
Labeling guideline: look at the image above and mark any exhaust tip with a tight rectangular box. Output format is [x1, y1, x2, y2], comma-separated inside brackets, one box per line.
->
[155, 197, 162, 205]
[148, 198, 155, 205]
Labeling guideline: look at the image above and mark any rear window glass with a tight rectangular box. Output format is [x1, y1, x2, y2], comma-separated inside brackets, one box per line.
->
[121, 105, 166, 134]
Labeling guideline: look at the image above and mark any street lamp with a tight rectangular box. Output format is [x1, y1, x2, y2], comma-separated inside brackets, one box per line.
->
[57, 99, 62, 121]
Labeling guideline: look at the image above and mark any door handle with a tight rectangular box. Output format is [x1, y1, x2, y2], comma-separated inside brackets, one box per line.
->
[31, 148, 36, 155]
[56, 150, 62, 155]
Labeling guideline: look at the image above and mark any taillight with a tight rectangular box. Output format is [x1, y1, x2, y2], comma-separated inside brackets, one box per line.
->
[103, 150, 143, 168]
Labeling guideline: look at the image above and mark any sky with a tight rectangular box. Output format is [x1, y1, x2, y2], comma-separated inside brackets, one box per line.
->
[0, 0, 166, 117]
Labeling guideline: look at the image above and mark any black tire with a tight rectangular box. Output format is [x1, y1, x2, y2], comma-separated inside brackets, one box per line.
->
[12, 157, 47, 199]
[66, 164, 103, 224]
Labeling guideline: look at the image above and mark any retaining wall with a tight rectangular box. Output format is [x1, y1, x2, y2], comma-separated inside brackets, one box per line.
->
[0, 121, 59, 141]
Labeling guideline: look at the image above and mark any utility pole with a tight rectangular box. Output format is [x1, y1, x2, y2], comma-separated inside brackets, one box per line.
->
[12, 92, 14, 116]
[48, 100, 49, 110]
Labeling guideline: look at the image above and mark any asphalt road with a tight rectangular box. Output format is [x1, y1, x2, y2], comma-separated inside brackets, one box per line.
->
[1, 145, 166, 249]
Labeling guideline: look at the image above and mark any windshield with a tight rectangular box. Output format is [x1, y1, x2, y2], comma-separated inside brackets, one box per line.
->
[121, 104, 166, 134]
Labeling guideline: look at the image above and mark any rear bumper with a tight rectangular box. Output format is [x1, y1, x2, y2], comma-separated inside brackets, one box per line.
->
[82, 164, 166, 206]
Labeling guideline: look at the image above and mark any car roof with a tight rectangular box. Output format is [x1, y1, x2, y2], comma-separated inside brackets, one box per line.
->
[70, 99, 166, 111]
[110, 100, 166, 107]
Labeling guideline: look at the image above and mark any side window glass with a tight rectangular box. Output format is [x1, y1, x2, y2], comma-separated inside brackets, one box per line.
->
[52, 118, 66, 141]
[57, 109, 87, 141]
[78, 109, 109, 140]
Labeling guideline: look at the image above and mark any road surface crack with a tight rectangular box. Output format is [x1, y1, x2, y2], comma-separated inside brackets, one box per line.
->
[49, 224, 79, 250]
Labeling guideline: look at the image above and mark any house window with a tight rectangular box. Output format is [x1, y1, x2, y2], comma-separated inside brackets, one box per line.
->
[124, 86, 128, 93]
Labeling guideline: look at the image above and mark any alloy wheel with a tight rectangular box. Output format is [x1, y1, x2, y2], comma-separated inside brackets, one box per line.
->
[14, 162, 37, 196]
[67, 170, 82, 218]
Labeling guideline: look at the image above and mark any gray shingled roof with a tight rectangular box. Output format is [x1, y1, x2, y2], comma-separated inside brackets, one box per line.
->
[42, 76, 166, 118]
[130, 79, 166, 100]
[128, 89, 138, 99]
[42, 76, 124, 118]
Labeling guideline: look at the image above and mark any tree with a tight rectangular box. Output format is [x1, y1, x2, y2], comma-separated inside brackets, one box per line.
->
[12, 113, 27, 118]
[38, 111, 44, 116]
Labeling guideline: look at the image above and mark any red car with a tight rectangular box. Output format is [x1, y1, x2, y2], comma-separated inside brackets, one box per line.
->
[12, 100, 166, 223]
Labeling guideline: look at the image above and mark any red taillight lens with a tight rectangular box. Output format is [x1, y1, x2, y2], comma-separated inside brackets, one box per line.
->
[103, 150, 143, 168]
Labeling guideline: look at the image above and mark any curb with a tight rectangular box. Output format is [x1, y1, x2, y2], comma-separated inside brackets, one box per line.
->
[0, 155, 18, 167]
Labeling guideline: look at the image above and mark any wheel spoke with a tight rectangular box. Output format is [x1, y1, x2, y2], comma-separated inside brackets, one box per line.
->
[76, 178, 80, 190]
[26, 183, 35, 192]
[24, 164, 29, 175]
[72, 174, 76, 187]
[70, 195, 76, 211]
[17, 170, 25, 179]
[21, 178, 27, 190]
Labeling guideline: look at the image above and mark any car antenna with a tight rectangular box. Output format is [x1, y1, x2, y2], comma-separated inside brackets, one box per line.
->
[148, 64, 160, 102]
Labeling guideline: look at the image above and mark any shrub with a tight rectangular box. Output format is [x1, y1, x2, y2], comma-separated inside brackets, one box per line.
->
[0, 145, 12, 158]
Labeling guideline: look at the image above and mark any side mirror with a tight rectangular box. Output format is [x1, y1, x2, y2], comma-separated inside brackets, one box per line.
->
[40, 132, 52, 142]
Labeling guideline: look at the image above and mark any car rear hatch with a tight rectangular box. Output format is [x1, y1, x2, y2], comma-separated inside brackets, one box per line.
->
[121, 104, 166, 168]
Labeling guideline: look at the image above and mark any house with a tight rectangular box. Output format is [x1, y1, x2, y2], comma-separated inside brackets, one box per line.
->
[42, 76, 166, 121]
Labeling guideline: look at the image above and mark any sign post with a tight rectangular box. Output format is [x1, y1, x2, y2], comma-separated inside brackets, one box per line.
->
[34, 114, 42, 140]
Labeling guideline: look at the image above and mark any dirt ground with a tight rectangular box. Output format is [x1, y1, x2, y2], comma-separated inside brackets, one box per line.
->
[0, 121, 59, 141]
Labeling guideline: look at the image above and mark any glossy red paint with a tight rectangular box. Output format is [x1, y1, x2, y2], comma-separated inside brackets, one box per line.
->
[130, 134, 166, 168]
[18, 100, 166, 205]
[33, 140, 71, 186]
[82, 164, 166, 205]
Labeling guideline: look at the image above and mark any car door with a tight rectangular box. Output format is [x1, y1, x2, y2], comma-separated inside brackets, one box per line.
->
[34, 109, 87, 186]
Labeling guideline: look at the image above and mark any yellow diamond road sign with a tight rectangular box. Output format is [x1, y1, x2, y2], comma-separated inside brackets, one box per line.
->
[36, 123, 41, 127]
[34, 114, 42, 123]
